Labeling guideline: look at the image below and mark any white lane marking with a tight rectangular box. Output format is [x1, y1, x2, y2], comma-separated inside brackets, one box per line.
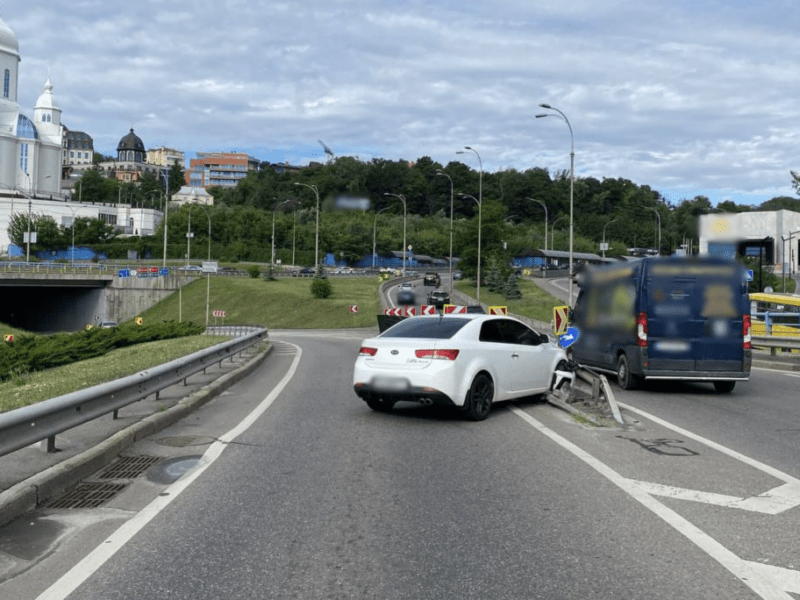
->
[746, 563, 800, 594]
[752, 368, 800, 378]
[36, 344, 303, 600]
[617, 401, 800, 485]
[509, 406, 796, 599]
[631, 480, 800, 515]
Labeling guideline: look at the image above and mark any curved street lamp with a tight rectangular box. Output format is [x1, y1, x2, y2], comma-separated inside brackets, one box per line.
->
[537, 104, 575, 305]
[526, 198, 548, 253]
[646, 207, 661, 255]
[459, 193, 482, 303]
[436, 170, 454, 293]
[602, 218, 618, 259]
[294, 182, 320, 274]
[383, 193, 407, 275]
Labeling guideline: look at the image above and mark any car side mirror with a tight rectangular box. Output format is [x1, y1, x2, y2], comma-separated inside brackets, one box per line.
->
[540, 333, 549, 344]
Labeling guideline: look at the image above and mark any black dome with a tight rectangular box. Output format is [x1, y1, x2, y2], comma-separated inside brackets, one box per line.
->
[117, 128, 145, 152]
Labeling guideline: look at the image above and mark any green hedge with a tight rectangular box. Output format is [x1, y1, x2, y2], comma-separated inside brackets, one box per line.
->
[0, 321, 204, 382]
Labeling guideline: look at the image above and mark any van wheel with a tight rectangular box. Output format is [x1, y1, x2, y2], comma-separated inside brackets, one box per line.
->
[713, 381, 736, 393]
[616, 354, 638, 390]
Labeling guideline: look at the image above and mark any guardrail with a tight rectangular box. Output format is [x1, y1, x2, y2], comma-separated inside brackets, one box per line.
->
[0, 328, 268, 458]
[751, 334, 800, 355]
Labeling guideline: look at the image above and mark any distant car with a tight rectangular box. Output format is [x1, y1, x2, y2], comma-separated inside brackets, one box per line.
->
[399, 282, 415, 289]
[100, 321, 118, 328]
[333, 267, 354, 275]
[452, 271, 463, 280]
[353, 314, 572, 420]
[292, 267, 316, 277]
[397, 289, 416, 305]
[423, 272, 441, 286]
[179, 265, 203, 273]
[427, 289, 450, 308]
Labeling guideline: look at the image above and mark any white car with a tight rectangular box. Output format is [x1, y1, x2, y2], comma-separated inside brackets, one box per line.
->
[353, 314, 572, 420]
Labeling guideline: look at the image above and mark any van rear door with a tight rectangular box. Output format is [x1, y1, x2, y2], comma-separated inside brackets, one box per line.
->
[645, 265, 745, 374]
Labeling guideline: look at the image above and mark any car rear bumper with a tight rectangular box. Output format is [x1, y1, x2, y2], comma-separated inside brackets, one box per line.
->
[353, 383, 457, 407]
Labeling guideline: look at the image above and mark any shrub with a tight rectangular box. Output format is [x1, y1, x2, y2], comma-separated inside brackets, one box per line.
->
[310, 277, 333, 299]
[246, 265, 261, 279]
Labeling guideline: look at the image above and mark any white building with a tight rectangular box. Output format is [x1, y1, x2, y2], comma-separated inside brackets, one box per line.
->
[699, 210, 800, 274]
[0, 13, 65, 222]
[172, 186, 214, 206]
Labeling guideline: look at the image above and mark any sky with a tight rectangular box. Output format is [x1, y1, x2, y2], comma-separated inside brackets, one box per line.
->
[4, 0, 799, 207]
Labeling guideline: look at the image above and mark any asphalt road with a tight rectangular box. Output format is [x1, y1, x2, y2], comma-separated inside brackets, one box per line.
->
[2, 329, 800, 599]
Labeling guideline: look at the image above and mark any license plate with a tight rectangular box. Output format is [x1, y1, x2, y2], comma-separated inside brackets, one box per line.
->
[654, 340, 691, 353]
[372, 376, 408, 391]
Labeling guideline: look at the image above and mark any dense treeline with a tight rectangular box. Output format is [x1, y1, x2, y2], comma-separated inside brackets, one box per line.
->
[11, 155, 800, 275]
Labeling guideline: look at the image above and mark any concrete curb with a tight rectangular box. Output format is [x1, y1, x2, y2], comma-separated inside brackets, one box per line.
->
[0, 344, 272, 528]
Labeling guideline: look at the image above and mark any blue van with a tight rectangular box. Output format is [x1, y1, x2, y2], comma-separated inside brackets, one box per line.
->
[570, 256, 752, 392]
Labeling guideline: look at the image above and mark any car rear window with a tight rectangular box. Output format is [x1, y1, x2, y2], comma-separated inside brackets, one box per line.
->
[380, 317, 471, 339]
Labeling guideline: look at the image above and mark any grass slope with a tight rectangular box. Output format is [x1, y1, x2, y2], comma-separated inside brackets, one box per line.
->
[140, 276, 384, 329]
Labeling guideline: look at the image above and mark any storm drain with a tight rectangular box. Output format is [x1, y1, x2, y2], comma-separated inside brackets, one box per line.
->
[45, 482, 128, 509]
[43, 455, 163, 509]
[96, 455, 163, 480]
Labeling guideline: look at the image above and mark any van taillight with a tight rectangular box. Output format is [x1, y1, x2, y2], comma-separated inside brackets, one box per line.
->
[636, 312, 648, 347]
[743, 314, 751, 349]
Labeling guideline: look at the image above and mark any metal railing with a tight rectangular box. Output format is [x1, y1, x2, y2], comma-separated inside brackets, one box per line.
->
[751, 334, 800, 355]
[0, 328, 268, 457]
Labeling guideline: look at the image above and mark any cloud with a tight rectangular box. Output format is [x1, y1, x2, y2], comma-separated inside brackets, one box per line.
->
[3, 0, 798, 205]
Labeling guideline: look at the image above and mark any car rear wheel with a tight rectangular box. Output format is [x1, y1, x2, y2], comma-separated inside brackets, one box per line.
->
[465, 373, 493, 421]
[713, 381, 736, 393]
[366, 397, 396, 413]
[616, 353, 638, 390]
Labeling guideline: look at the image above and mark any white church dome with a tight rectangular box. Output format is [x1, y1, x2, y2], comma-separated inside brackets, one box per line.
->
[0, 15, 20, 56]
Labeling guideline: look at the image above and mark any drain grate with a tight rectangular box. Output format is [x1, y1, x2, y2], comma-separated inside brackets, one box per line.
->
[96, 455, 163, 480]
[45, 482, 128, 509]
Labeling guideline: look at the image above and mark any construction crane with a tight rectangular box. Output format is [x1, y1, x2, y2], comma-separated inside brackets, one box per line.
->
[318, 140, 335, 162]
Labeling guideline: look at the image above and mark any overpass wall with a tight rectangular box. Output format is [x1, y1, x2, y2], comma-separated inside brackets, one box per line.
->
[104, 275, 185, 323]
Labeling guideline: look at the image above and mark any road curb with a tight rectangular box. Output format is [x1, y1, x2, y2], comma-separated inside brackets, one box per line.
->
[0, 344, 272, 528]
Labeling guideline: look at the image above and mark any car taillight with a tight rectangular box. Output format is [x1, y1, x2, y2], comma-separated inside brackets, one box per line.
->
[415, 349, 460, 360]
[636, 312, 648, 347]
[359, 347, 378, 356]
[743, 314, 751, 349]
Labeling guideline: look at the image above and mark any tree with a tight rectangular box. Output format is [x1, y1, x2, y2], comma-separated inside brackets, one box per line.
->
[792, 171, 800, 196]
[168, 163, 185, 196]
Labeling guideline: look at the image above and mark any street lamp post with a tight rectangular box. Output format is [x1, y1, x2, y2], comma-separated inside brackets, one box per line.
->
[456, 147, 483, 302]
[647, 207, 661, 255]
[67, 205, 79, 266]
[26, 198, 32, 263]
[383, 193, 407, 275]
[782, 229, 800, 292]
[602, 218, 618, 259]
[294, 183, 320, 275]
[459, 193, 482, 303]
[526, 198, 548, 252]
[272, 199, 291, 272]
[158, 169, 171, 267]
[436, 170, 455, 293]
[372, 207, 390, 269]
[537, 104, 575, 306]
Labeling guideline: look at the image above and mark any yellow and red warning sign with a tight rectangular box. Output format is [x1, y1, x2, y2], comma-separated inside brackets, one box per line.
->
[135, 317, 143, 326]
[488, 306, 507, 315]
[553, 305, 570, 335]
[3, 334, 13, 343]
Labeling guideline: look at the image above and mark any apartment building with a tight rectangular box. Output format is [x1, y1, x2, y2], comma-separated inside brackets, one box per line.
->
[185, 152, 260, 188]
